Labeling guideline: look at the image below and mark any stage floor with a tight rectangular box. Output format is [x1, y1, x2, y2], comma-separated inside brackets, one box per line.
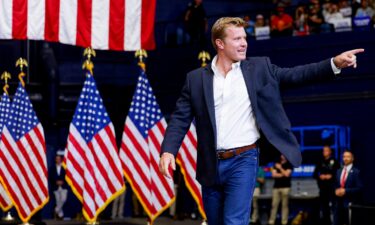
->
[43, 218, 202, 225]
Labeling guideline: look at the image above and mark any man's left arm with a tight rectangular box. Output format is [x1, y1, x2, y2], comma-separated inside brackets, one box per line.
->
[345, 169, 363, 197]
[269, 49, 364, 85]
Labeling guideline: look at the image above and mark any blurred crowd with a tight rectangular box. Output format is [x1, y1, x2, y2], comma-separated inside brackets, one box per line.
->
[244, 0, 375, 38]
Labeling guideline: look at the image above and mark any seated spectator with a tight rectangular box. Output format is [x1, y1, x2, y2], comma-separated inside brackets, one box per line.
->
[254, 14, 271, 40]
[308, 0, 325, 34]
[273, 0, 292, 8]
[324, 3, 344, 24]
[322, 0, 333, 19]
[255, 14, 267, 28]
[271, 6, 294, 37]
[244, 15, 255, 36]
[338, 0, 353, 17]
[294, 5, 310, 36]
[355, 0, 375, 18]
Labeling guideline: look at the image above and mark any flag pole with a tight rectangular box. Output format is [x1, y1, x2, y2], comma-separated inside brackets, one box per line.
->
[15, 59, 33, 225]
[198, 51, 211, 68]
[135, 49, 152, 225]
[135, 49, 148, 72]
[82, 47, 100, 225]
[198, 51, 210, 225]
[0, 71, 13, 222]
[1, 71, 11, 95]
[15, 58, 28, 87]
[82, 47, 96, 75]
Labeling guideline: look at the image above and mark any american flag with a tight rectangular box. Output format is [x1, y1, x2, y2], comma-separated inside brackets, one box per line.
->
[0, 0, 156, 51]
[176, 123, 206, 220]
[64, 72, 125, 222]
[0, 83, 48, 222]
[0, 92, 12, 211]
[119, 71, 175, 223]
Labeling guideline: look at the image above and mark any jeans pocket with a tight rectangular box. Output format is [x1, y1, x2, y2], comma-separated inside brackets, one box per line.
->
[237, 149, 258, 160]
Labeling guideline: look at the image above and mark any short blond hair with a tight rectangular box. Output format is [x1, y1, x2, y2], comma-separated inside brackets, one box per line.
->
[211, 17, 247, 50]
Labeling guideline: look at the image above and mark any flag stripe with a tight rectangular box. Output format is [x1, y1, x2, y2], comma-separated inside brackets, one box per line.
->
[87, 141, 115, 197]
[24, 130, 48, 185]
[76, 0, 92, 47]
[0, 161, 28, 217]
[148, 129, 174, 198]
[122, 158, 157, 214]
[176, 124, 206, 219]
[2, 133, 42, 207]
[109, 0, 125, 50]
[92, 128, 122, 188]
[104, 125, 124, 185]
[0, 0, 13, 39]
[27, 0, 45, 39]
[29, 126, 48, 175]
[18, 137, 48, 200]
[141, 0, 156, 49]
[0, 136, 34, 211]
[124, 0, 141, 50]
[44, 0, 59, 41]
[12, 0, 27, 39]
[59, 0, 77, 45]
[91, 0, 109, 49]
[124, 126, 151, 171]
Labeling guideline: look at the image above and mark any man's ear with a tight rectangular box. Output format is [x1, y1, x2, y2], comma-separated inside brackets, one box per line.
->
[215, 39, 224, 50]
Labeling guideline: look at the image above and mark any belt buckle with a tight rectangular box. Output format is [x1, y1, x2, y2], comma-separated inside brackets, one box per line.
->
[217, 150, 226, 160]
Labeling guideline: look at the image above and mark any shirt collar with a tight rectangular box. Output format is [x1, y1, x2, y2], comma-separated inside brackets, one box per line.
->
[344, 163, 353, 171]
[211, 55, 241, 76]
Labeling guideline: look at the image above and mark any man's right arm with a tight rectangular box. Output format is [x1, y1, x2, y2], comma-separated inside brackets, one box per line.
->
[159, 74, 194, 178]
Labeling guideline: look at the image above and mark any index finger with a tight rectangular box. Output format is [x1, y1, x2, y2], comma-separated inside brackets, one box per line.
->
[347, 48, 365, 55]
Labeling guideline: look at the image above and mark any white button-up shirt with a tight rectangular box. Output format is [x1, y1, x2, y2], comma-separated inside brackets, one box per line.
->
[211, 56, 260, 150]
[211, 56, 340, 150]
[340, 163, 353, 185]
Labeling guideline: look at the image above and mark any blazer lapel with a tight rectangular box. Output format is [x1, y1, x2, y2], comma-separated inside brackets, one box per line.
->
[202, 66, 217, 145]
[345, 168, 353, 187]
[241, 59, 257, 109]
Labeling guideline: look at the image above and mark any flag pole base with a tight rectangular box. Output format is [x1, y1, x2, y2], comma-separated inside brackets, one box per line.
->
[2, 212, 14, 221]
[201, 220, 208, 225]
[19, 223, 33, 225]
[86, 221, 99, 225]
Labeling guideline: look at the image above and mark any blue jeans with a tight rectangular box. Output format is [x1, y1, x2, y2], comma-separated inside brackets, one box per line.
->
[202, 148, 259, 225]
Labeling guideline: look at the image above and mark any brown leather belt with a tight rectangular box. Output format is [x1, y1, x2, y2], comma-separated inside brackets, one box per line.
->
[217, 143, 257, 160]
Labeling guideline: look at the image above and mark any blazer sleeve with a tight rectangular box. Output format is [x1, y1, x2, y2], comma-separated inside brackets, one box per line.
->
[161, 74, 194, 157]
[345, 169, 363, 197]
[266, 58, 336, 85]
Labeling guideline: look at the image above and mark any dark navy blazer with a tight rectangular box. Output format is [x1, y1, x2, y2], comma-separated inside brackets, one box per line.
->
[335, 166, 362, 205]
[161, 57, 335, 186]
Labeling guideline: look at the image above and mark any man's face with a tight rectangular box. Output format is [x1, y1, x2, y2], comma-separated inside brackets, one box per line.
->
[342, 152, 354, 166]
[323, 146, 332, 158]
[219, 25, 247, 62]
[55, 155, 63, 164]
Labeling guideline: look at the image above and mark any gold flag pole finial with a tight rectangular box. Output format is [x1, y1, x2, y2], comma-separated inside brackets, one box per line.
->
[135, 49, 148, 72]
[16, 58, 28, 87]
[82, 47, 96, 75]
[198, 51, 211, 67]
[1, 71, 11, 95]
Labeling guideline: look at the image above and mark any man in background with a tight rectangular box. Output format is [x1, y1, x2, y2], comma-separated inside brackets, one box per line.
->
[250, 167, 265, 225]
[314, 145, 340, 225]
[50, 151, 68, 219]
[268, 155, 293, 225]
[334, 150, 362, 225]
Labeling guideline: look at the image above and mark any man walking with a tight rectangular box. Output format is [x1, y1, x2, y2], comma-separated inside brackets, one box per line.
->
[159, 17, 363, 225]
